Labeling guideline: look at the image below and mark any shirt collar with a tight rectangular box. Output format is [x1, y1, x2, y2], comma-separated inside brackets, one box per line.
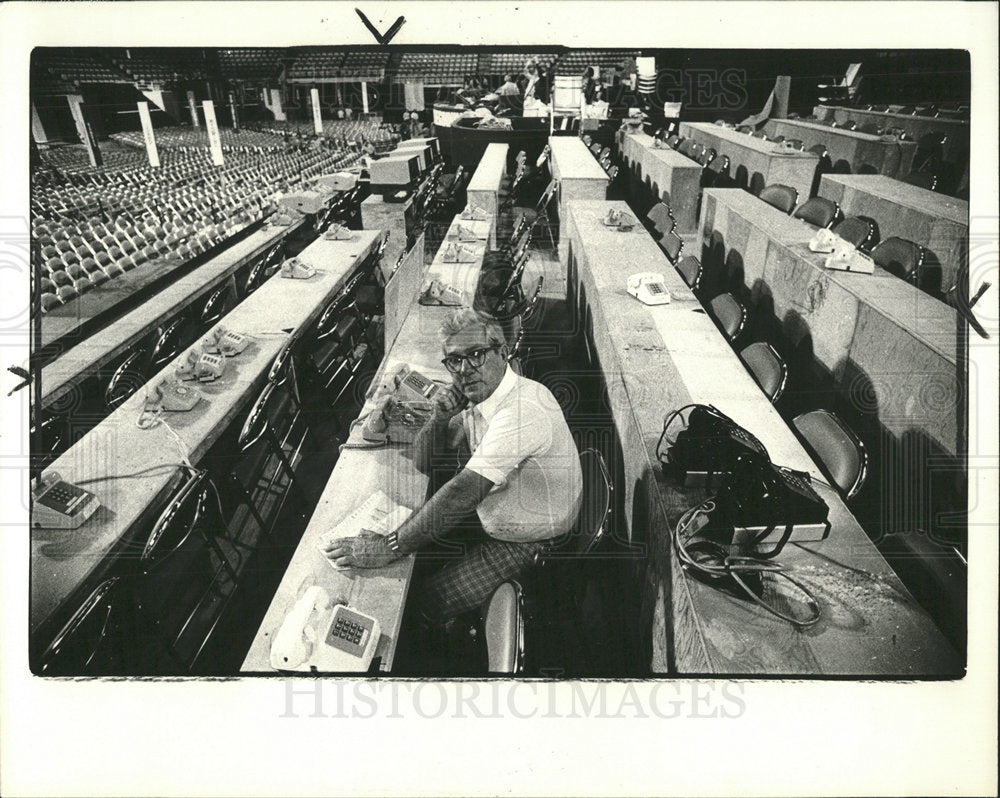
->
[471, 365, 518, 424]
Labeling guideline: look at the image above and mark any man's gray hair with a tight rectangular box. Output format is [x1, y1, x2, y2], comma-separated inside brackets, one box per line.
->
[438, 307, 506, 349]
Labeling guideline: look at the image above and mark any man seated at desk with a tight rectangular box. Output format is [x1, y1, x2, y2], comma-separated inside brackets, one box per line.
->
[325, 308, 583, 631]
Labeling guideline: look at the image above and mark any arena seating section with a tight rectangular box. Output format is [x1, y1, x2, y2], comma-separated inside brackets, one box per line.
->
[31, 123, 386, 313]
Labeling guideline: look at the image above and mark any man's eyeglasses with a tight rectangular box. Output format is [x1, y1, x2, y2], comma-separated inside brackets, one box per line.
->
[441, 345, 500, 374]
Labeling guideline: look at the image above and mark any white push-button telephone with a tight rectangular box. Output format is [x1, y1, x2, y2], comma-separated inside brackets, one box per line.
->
[31, 471, 101, 529]
[628, 272, 672, 305]
[269, 586, 381, 673]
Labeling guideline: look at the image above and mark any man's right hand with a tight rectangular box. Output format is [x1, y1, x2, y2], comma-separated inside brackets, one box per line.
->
[433, 384, 468, 420]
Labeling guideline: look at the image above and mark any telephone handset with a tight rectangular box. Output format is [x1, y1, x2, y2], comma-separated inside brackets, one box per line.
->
[658, 404, 770, 487]
[31, 471, 101, 529]
[419, 278, 467, 306]
[627, 272, 671, 305]
[145, 378, 202, 412]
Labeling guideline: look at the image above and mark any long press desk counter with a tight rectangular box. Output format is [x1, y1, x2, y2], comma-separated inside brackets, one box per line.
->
[618, 131, 702, 232]
[547, 136, 609, 247]
[242, 214, 495, 673]
[40, 219, 303, 410]
[38, 219, 304, 354]
[465, 142, 508, 248]
[762, 118, 917, 178]
[563, 199, 961, 675]
[818, 173, 968, 292]
[677, 122, 820, 204]
[699, 188, 963, 462]
[815, 105, 969, 163]
[31, 229, 383, 641]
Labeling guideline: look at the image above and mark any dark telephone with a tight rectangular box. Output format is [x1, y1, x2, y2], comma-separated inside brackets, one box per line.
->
[694, 450, 830, 557]
[658, 404, 770, 487]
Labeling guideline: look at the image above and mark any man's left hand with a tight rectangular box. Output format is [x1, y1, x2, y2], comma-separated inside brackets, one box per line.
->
[323, 529, 398, 569]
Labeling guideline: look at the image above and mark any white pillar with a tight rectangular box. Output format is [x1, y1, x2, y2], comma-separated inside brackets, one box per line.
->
[137, 101, 160, 167]
[187, 91, 200, 128]
[67, 94, 101, 167]
[203, 100, 224, 166]
[30, 103, 49, 144]
[310, 88, 323, 135]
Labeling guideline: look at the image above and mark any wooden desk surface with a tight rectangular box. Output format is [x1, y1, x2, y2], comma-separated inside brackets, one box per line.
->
[548, 136, 610, 181]
[40, 222, 302, 410]
[31, 229, 382, 637]
[565, 199, 960, 675]
[242, 215, 494, 673]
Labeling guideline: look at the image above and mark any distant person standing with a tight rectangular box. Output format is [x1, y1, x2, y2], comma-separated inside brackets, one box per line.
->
[498, 73, 519, 97]
[522, 58, 549, 105]
[496, 73, 520, 113]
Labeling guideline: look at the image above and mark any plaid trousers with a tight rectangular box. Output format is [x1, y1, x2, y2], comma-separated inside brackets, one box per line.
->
[418, 531, 549, 628]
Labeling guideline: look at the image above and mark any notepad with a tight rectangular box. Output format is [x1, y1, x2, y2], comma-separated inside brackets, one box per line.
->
[317, 490, 413, 567]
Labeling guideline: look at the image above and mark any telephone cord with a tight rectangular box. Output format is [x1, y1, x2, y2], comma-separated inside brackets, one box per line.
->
[673, 500, 821, 627]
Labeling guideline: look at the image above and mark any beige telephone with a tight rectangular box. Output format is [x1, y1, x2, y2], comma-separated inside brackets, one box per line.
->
[202, 326, 248, 357]
[180, 351, 226, 383]
[361, 365, 444, 443]
[145, 378, 202, 412]
[461, 205, 488, 221]
[602, 208, 635, 230]
[628, 272, 672, 305]
[824, 239, 875, 274]
[280, 257, 317, 279]
[419, 278, 467, 306]
[447, 224, 479, 242]
[808, 227, 839, 254]
[31, 471, 101, 530]
[322, 224, 354, 241]
[175, 350, 225, 382]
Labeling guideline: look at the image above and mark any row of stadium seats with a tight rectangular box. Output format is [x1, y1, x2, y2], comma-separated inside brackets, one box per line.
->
[396, 53, 478, 80]
[287, 50, 390, 80]
[111, 50, 209, 86]
[32, 132, 366, 310]
[218, 48, 285, 80]
[33, 47, 641, 92]
[33, 51, 132, 86]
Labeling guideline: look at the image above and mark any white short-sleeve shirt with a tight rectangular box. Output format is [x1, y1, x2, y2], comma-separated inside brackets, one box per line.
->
[463, 367, 583, 542]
